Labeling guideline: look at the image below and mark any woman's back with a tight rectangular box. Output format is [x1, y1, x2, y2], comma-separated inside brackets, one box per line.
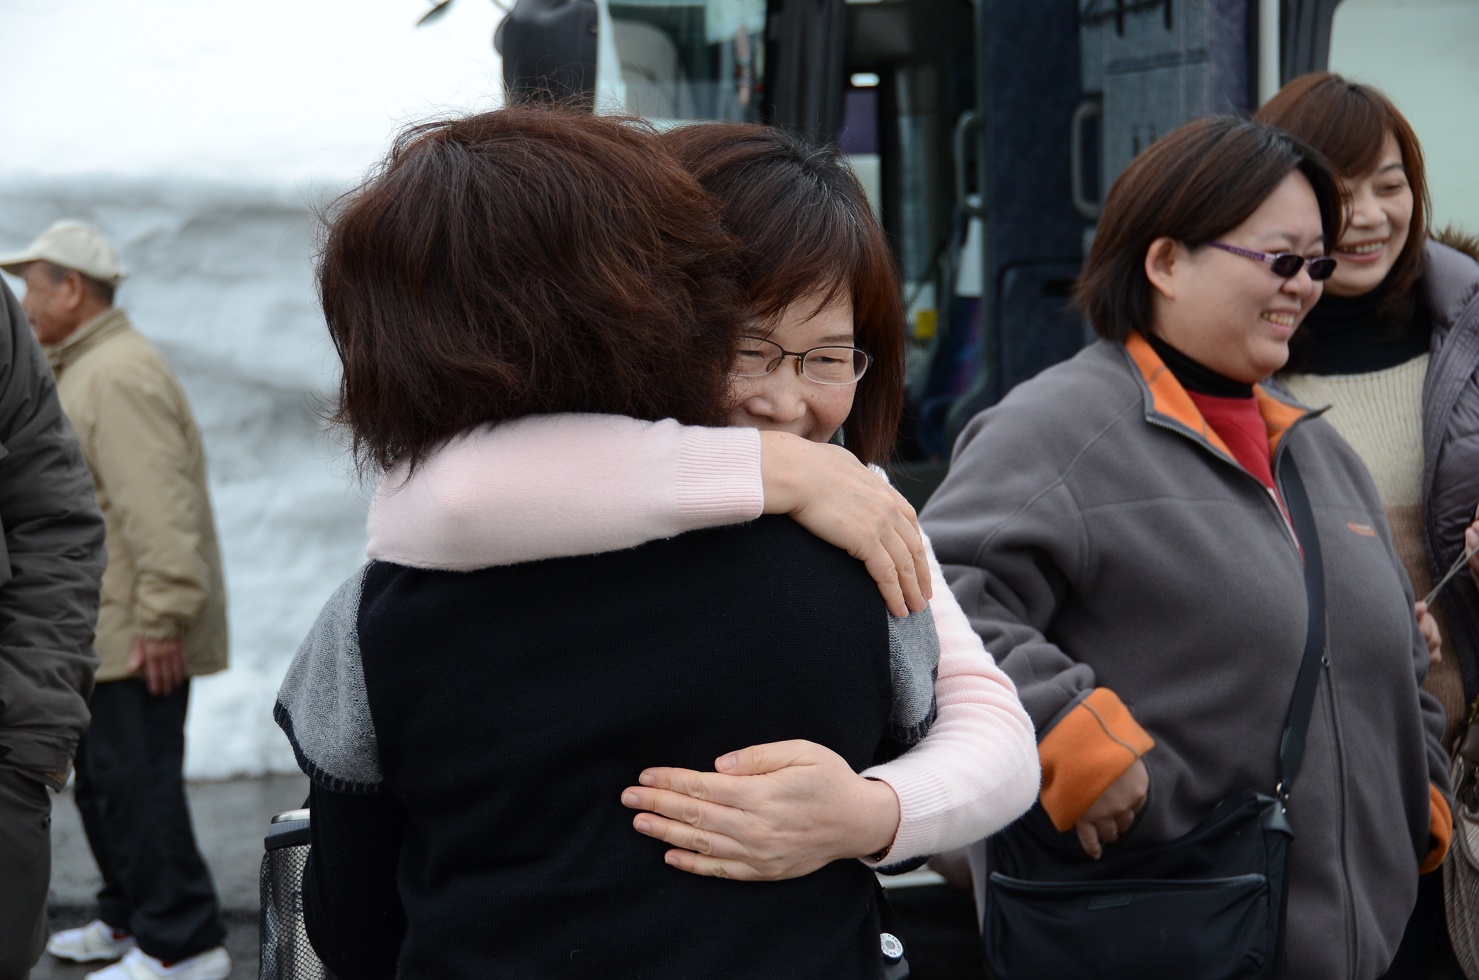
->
[292, 516, 896, 978]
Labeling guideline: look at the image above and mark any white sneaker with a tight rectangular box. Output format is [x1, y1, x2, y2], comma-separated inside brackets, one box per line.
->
[84, 946, 232, 980]
[47, 920, 137, 963]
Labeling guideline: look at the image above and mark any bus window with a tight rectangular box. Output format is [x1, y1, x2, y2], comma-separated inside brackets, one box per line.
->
[1327, 0, 1479, 233]
[606, 0, 766, 123]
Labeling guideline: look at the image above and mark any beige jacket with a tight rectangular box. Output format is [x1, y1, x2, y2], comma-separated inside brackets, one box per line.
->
[48, 308, 227, 683]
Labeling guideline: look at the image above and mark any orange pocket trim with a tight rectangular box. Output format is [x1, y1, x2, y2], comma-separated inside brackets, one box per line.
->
[1421, 784, 1452, 875]
[1038, 688, 1155, 832]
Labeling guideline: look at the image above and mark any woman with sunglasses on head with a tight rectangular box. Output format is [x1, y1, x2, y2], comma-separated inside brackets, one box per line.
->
[366, 123, 1040, 882]
[1257, 72, 1479, 980]
[915, 116, 1450, 978]
[276, 106, 969, 979]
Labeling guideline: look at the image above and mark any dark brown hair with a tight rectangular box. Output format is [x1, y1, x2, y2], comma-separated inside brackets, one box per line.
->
[660, 124, 906, 466]
[1074, 116, 1343, 343]
[1256, 72, 1429, 319]
[318, 106, 746, 474]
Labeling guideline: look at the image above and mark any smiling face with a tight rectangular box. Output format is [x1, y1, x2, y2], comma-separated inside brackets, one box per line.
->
[728, 286, 858, 443]
[1325, 131, 1414, 298]
[1149, 171, 1327, 384]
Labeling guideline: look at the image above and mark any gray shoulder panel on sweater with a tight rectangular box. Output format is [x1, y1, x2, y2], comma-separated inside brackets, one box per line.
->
[274, 566, 384, 794]
[888, 607, 939, 745]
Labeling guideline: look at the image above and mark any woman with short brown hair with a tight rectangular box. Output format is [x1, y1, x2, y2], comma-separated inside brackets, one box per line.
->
[656, 122, 909, 466]
[919, 115, 1450, 978]
[1258, 71, 1479, 980]
[319, 106, 742, 473]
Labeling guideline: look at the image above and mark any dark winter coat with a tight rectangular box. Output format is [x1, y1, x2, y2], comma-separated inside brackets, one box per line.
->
[1416, 237, 1479, 703]
[0, 281, 106, 783]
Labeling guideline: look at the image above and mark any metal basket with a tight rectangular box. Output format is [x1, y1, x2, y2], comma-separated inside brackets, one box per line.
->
[259, 809, 335, 980]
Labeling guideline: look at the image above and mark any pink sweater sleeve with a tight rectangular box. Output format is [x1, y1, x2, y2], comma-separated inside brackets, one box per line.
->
[367, 414, 764, 570]
[861, 536, 1041, 864]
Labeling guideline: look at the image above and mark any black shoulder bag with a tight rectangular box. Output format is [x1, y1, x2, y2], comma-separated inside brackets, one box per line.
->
[982, 458, 1325, 980]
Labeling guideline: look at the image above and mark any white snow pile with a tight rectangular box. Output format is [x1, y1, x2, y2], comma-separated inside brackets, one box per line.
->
[0, 0, 506, 778]
[0, 181, 370, 779]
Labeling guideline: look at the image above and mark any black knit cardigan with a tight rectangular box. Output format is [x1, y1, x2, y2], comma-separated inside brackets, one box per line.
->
[281, 516, 898, 979]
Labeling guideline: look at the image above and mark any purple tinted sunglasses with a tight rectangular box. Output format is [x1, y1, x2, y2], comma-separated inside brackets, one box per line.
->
[1209, 242, 1337, 281]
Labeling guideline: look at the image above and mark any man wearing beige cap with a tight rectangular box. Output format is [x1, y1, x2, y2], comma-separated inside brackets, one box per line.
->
[0, 222, 231, 980]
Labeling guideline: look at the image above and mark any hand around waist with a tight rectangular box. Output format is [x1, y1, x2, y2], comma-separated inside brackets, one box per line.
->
[619, 739, 901, 881]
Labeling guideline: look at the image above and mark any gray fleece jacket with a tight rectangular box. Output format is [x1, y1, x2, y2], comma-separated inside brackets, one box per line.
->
[922, 333, 1449, 980]
[0, 282, 106, 783]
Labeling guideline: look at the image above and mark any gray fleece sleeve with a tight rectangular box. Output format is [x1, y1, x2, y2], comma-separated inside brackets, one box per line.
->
[275, 566, 384, 794]
[887, 607, 940, 745]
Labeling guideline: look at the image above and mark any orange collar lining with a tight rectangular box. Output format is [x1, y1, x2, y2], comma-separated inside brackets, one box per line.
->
[1124, 332, 1307, 459]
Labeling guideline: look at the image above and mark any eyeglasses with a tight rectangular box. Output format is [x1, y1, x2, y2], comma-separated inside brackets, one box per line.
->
[1208, 242, 1337, 281]
[732, 336, 872, 385]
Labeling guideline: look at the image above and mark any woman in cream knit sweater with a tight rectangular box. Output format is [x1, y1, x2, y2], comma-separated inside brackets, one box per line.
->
[1259, 72, 1479, 980]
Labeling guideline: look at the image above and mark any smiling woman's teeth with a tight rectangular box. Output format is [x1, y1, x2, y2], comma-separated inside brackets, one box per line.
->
[1339, 241, 1384, 255]
[1262, 312, 1296, 327]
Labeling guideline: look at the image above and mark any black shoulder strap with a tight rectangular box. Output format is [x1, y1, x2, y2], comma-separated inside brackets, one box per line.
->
[1274, 454, 1326, 806]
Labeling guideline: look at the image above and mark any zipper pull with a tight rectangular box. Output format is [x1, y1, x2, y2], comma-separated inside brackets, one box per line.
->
[1267, 486, 1301, 555]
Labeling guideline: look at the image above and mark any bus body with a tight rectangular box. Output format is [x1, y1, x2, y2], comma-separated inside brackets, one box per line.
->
[496, 0, 1478, 497]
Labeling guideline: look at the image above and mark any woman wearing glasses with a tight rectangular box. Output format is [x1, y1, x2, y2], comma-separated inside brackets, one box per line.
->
[1257, 72, 1479, 980]
[365, 123, 1040, 882]
[916, 116, 1450, 978]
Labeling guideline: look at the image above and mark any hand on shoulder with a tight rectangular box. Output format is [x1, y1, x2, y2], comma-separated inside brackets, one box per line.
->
[759, 431, 930, 616]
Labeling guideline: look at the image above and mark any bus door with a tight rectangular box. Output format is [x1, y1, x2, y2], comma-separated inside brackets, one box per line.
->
[924, 0, 1258, 457]
[840, 1, 977, 465]
[926, 0, 1090, 459]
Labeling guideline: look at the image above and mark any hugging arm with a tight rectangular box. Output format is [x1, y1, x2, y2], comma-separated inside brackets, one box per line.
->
[620, 539, 1041, 877]
[621, 739, 904, 881]
[857, 543, 1039, 859]
[367, 413, 929, 615]
[755, 431, 930, 614]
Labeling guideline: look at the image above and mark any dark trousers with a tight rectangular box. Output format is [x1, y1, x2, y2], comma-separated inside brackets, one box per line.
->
[0, 766, 51, 980]
[1379, 869, 1460, 979]
[74, 680, 225, 963]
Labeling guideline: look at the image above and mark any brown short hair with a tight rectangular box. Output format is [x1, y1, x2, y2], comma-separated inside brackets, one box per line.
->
[318, 106, 745, 474]
[660, 124, 906, 466]
[1255, 72, 1429, 315]
[1074, 116, 1343, 343]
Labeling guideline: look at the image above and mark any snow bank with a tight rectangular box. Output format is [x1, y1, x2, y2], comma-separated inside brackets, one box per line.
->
[0, 0, 513, 778]
[0, 0, 506, 188]
[0, 179, 369, 778]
